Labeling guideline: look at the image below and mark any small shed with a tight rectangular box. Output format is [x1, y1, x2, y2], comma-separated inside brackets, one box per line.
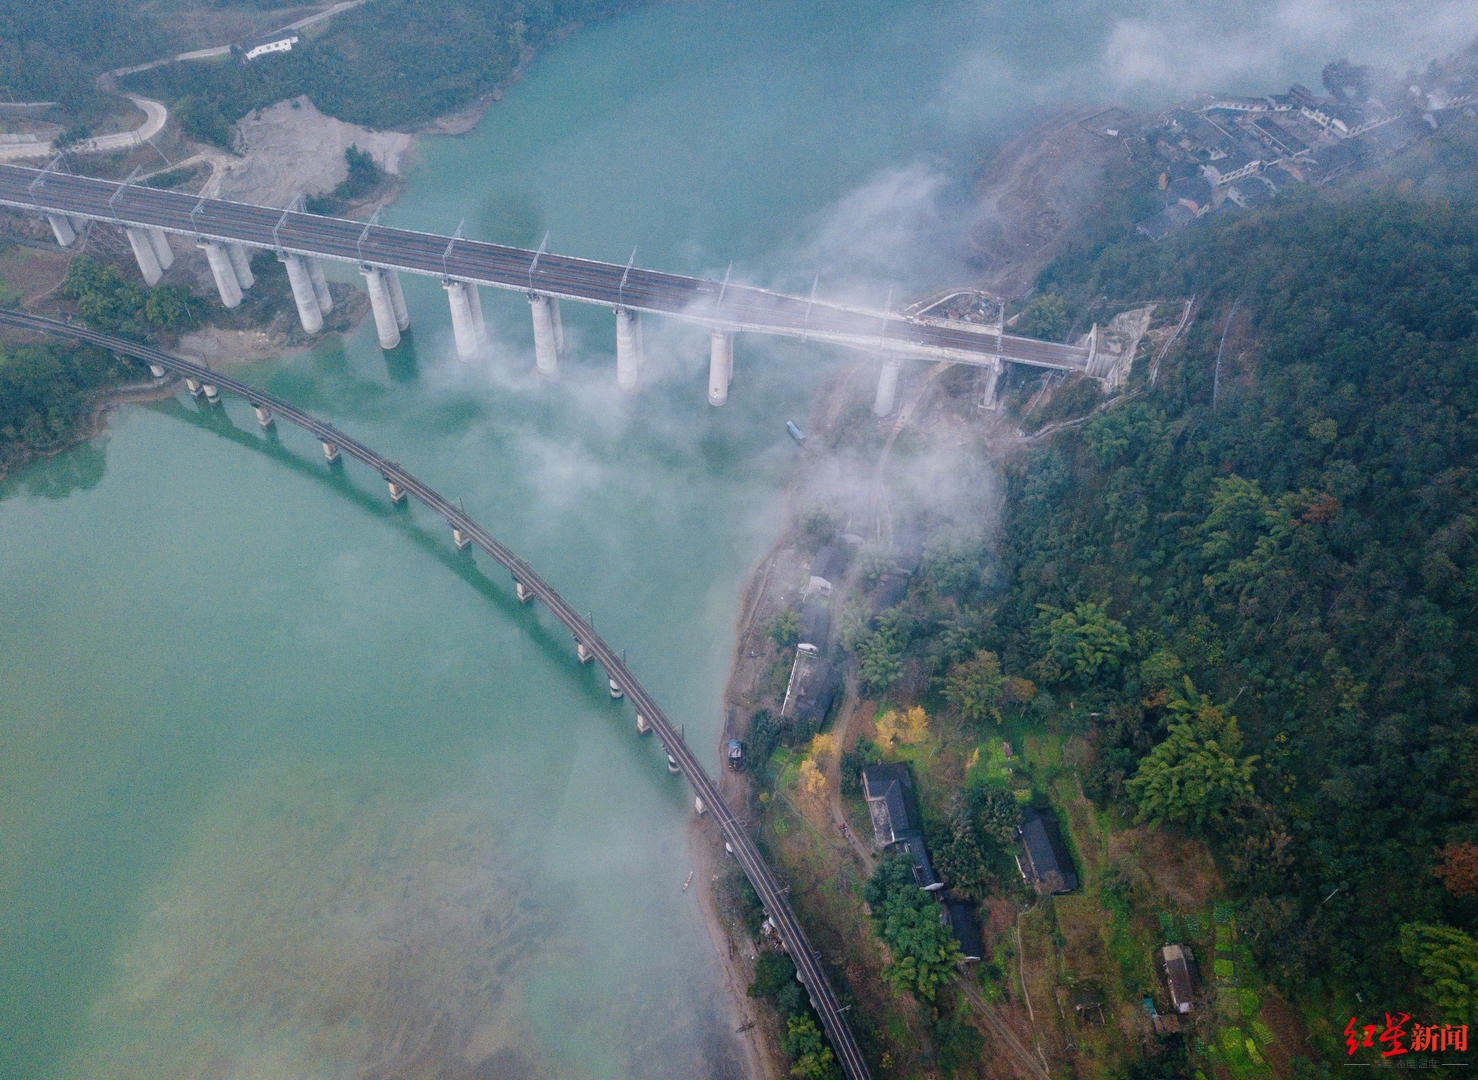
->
[243, 30, 300, 61]
[943, 899, 984, 963]
[1158, 944, 1199, 1014]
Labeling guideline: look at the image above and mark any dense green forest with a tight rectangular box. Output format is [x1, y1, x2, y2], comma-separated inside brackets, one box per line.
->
[0, 0, 158, 112]
[0, 255, 199, 470]
[0, 339, 132, 465]
[127, 0, 642, 140]
[985, 191, 1478, 1018]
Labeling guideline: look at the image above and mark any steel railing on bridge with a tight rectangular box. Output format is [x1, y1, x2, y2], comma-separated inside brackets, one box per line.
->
[0, 163, 1089, 372]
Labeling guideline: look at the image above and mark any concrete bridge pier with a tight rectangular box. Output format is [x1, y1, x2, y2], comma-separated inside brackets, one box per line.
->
[226, 243, 254, 289]
[576, 640, 594, 664]
[636, 713, 650, 734]
[615, 308, 643, 391]
[184, 375, 203, 397]
[979, 357, 1003, 410]
[387, 479, 408, 504]
[467, 283, 489, 348]
[199, 241, 243, 309]
[529, 293, 562, 377]
[515, 581, 533, 604]
[360, 266, 401, 350]
[387, 270, 410, 331]
[202, 382, 221, 406]
[444, 280, 484, 360]
[708, 330, 734, 406]
[254, 404, 273, 428]
[552, 298, 564, 355]
[279, 254, 323, 334]
[694, 796, 707, 815]
[321, 440, 340, 464]
[125, 227, 164, 286]
[452, 526, 472, 551]
[145, 227, 174, 271]
[307, 257, 333, 315]
[872, 356, 902, 417]
[147, 361, 166, 379]
[46, 214, 77, 247]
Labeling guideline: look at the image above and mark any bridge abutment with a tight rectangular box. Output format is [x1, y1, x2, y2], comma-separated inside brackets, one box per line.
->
[279, 253, 323, 334]
[615, 308, 643, 390]
[46, 214, 77, 247]
[529, 293, 562, 377]
[872, 356, 901, 416]
[361, 266, 401, 350]
[307, 257, 333, 315]
[125, 227, 164, 286]
[708, 329, 734, 406]
[444, 279, 485, 360]
[199, 241, 243, 309]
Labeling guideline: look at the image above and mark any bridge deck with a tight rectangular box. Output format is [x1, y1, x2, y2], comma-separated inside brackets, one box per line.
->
[0, 309, 874, 1080]
[0, 164, 1088, 371]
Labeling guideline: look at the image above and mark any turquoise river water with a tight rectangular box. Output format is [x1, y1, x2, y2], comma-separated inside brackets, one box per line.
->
[3, 2, 1473, 1077]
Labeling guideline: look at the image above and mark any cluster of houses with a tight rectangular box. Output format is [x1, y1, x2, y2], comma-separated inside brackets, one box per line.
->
[780, 537, 1202, 1018]
[859, 760, 1080, 966]
[1136, 58, 1478, 239]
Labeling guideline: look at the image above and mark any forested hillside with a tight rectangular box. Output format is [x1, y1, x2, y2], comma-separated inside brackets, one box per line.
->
[989, 191, 1478, 1017]
[0, 0, 158, 109]
[127, 0, 642, 139]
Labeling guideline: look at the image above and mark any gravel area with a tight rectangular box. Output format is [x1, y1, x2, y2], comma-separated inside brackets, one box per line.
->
[212, 96, 416, 209]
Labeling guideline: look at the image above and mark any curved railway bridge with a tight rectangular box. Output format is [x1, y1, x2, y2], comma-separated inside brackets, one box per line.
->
[0, 309, 874, 1080]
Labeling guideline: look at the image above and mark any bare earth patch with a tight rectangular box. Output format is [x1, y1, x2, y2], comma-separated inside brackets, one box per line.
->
[214, 96, 415, 209]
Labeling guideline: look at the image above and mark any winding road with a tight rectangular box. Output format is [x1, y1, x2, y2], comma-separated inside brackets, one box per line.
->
[0, 0, 377, 162]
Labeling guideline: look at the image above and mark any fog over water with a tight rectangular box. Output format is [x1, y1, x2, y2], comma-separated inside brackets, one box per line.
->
[2, 2, 1473, 1079]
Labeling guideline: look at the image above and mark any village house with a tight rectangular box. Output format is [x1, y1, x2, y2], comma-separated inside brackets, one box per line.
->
[862, 763, 942, 891]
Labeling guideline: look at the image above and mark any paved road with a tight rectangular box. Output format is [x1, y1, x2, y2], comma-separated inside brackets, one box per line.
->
[4, 0, 379, 163]
[108, 0, 379, 79]
[0, 307, 876, 1080]
[0, 163, 1091, 370]
[0, 97, 168, 162]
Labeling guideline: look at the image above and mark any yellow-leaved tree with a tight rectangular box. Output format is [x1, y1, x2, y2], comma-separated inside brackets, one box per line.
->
[875, 705, 929, 748]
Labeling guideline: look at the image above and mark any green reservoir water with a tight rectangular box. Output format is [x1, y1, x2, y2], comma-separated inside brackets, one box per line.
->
[3, 2, 1472, 1077]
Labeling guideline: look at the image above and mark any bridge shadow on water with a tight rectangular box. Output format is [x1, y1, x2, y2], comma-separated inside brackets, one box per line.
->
[147, 392, 629, 717]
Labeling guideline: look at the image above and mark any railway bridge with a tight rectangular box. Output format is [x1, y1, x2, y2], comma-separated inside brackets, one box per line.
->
[0, 308, 876, 1080]
[0, 162, 1100, 415]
